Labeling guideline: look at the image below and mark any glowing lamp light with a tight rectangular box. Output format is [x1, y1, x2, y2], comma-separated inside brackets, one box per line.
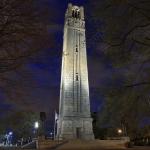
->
[34, 121, 39, 129]
[117, 129, 122, 134]
[9, 132, 13, 135]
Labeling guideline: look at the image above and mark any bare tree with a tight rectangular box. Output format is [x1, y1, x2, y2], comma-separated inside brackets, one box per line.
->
[88, 0, 150, 136]
[0, 0, 56, 106]
[0, 0, 52, 73]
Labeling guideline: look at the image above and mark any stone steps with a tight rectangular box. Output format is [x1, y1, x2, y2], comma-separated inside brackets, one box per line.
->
[55, 139, 129, 150]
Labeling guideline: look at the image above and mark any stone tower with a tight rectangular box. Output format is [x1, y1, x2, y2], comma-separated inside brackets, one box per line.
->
[57, 3, 94, 140]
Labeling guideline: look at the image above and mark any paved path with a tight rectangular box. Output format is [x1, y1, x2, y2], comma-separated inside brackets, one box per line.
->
[130, 147, 150, 150]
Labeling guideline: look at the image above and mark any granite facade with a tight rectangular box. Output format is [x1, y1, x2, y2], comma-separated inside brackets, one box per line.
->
[57, 3, 94, 140]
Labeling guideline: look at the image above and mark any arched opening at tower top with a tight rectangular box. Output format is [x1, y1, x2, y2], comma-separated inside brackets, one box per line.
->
[72, 8, 80, 19]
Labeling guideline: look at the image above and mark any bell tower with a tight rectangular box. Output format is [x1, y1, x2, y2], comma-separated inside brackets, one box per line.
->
[57, 3, 94, 140]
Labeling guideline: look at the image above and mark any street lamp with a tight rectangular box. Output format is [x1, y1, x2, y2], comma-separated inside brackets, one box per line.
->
[50, 132, 53, 140]
[9, 132, 13, 136]
[34, 121, 39, 138]
[117, 129, 123, 135]
[34, 121, 39, 129]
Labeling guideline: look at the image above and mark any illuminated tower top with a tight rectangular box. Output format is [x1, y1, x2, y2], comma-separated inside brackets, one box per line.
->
[65, 3, 84, 20]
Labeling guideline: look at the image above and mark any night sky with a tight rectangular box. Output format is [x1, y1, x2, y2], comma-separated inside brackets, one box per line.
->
[0, 0, 119, 122]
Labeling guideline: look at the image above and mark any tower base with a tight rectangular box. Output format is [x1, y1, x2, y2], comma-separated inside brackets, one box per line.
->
[57, 116, 94, 140]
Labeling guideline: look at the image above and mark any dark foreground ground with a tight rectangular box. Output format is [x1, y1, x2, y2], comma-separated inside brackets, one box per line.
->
[0, 146, 150, 150]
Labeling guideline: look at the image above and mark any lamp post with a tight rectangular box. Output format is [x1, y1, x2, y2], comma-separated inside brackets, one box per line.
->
[117, 128, 123, 137]
[50, 132, 53, 140]
[34, 121, 39, 138]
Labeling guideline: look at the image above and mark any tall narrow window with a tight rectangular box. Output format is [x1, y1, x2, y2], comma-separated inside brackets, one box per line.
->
[77, 12, 80, 19]
[76, 45, 78, 52]
[72, 10, 75, 17]
[76, 47, 78, 52]
[76, 73, 78, 81]
[75, 11, 77, 18]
